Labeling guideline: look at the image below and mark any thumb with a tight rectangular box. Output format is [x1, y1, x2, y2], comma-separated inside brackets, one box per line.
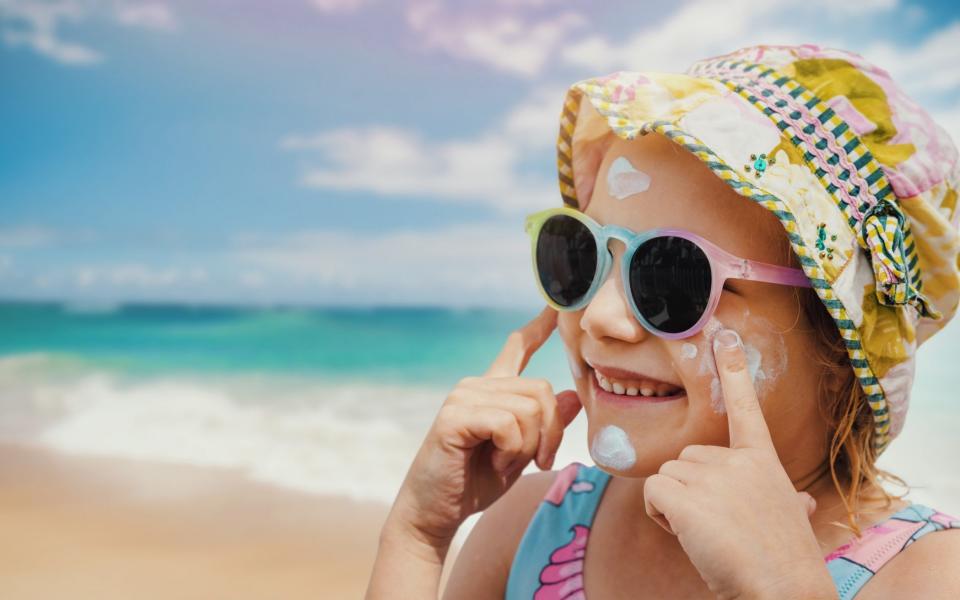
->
[798, 491, 817, 518]
[556, 389, 582, 427]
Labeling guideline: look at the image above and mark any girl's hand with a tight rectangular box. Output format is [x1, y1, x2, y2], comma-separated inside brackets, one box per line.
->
[644, 329, 836, 600]
[386, 306, 583, 551]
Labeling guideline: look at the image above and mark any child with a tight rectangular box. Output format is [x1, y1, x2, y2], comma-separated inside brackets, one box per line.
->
[366, 44, 960, 599]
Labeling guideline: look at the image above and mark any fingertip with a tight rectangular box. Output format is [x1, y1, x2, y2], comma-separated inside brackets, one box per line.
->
[798, 491, 817, 517]
[712, 329, 747, 372]
[545, 450, 557, 470]
[556, 390, 582, 426]
[712, 329, 742, 353]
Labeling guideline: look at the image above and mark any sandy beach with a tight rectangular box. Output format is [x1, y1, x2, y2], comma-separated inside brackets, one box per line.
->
[0, 442, 393, 599]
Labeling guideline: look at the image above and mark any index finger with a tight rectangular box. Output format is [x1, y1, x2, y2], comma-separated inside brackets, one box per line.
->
[485, 306, 558, 377]
[712, 328, 775, 451]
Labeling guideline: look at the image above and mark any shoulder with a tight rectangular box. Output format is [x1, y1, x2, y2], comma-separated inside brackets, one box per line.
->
[857, 507, 960, 600]
[439, 466, 564, 600]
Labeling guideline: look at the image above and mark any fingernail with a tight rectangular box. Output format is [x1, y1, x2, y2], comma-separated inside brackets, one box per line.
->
[714, 329, 741, 351]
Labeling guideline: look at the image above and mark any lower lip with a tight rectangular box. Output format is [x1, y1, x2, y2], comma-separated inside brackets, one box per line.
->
[591, 369, 686, 405]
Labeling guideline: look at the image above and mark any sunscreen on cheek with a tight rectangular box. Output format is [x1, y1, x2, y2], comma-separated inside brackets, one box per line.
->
[701, 319, 787, 414]
[697, 318, 725, 414]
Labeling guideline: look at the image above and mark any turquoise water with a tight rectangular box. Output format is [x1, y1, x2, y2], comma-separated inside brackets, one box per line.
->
[0, 301, 573, 385]
[0, 301, 579, 502]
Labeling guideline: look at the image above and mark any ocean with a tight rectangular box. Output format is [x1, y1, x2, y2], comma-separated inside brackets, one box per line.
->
[0, 301, 957, 511]
[0, 301, 580, 504]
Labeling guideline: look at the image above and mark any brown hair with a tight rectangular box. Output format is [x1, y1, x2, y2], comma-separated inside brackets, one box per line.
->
[796, 284, 910, 536]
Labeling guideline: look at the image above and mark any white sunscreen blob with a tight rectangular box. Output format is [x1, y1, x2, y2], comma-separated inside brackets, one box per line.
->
[741, 332, 788, 396]
[590, 425, 636, 470]
[606, 156, 651, 200]
[744, 343, 763, 384]
[680, 343, 698, 360]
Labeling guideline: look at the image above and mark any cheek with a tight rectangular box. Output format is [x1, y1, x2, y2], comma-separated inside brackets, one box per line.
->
[674, 315, 789, 416]
[674, 317, 727, 415]
[557, 314, 585, 380]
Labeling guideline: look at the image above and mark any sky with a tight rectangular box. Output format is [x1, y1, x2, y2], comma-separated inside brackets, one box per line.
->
[2, 0, 959, 308]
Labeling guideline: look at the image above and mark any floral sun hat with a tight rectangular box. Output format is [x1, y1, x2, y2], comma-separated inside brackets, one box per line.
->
[554, 43, 960, 454]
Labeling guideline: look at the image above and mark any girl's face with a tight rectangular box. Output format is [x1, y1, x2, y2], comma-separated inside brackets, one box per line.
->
[559, 133, 827, 477]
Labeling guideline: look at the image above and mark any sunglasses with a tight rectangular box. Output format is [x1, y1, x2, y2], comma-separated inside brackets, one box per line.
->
[524, 207, 812, 340]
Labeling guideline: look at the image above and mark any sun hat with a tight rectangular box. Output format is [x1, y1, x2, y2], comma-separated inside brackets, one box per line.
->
[554, 43, 960, 454]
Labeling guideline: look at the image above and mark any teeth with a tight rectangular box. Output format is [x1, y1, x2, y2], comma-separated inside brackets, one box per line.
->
[599, 376, 613, 392]
[596, 370, 681, 397]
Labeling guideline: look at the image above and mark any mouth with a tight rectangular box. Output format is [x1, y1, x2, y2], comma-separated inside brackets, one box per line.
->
[587, 363, 687, 405]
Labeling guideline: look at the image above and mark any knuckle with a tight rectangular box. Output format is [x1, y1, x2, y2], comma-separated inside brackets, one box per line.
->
[436, 403, 458, 425]
[533, 378, 554, 395]
[643, 473, 661, 493]
[446, 386, 467, 405]
[726, 452, 752, 469]
[522, 396, 543, 419]
[458, 375, 480, 387]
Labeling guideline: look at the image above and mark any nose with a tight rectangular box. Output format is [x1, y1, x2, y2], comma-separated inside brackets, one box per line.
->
[579, 240, 649, 344]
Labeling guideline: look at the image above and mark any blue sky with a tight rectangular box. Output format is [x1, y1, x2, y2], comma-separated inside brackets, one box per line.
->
[2, 0, 959, 307]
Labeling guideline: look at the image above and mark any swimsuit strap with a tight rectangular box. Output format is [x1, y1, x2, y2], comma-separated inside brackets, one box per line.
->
[825, 503, 960, 599]
[507, 466, 959, 600]
[505, 462, 612, 600]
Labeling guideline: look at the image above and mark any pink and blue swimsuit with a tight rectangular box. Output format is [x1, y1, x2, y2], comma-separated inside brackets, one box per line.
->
[505, 461, 960, 599]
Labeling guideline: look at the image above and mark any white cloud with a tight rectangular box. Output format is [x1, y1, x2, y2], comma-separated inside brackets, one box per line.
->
[0, 0, 176, 65]
[405, 0, 585, 77]
[238, 270, 267, 288]
[310, 0, 367, 12]
[0, 226, 58, 248]
[860, 21, 960, 97]
[558, 0, 866, 74]
[114, 2, 176, 31]
[232, 222, 537, 306]
[0, 0, 102, 65]
[281, 85, 567, 214]
[72, 264, 208, 289]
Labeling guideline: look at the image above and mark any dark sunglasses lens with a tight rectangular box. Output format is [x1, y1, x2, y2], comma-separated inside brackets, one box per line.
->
[630, 236, 712, 334]
[535, 215, 598, 307]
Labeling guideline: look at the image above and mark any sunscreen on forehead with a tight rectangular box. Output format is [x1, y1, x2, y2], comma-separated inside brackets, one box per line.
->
[606, 156, 651, 200]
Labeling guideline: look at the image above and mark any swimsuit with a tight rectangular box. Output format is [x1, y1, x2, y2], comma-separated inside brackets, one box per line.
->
[505, 461, 960, 599]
